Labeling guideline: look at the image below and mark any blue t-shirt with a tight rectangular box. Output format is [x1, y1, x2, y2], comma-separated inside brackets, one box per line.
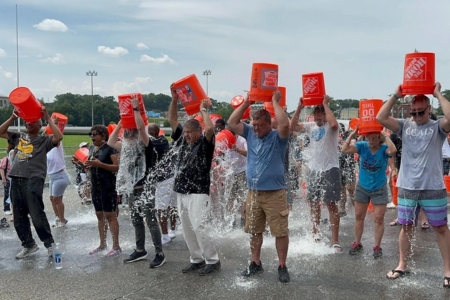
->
[356, 141, 389, 191]
[243, 123, 288, 190]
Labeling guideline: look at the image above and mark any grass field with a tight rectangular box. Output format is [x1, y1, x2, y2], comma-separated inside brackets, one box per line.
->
[0, 134, 170, 156]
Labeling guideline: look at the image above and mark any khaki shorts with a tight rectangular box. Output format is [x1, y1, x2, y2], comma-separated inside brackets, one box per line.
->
[244, 189, 289, 237]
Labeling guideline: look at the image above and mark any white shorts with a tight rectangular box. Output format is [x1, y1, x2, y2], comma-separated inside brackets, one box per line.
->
[155, 177, 177, 210]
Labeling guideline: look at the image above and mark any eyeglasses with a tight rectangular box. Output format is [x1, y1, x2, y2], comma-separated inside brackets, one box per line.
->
[88, 132, 99, 137]
[410, 108, 428, 117]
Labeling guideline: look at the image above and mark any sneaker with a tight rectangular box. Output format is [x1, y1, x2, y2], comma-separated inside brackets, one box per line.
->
[373, 246, 383, 259]
[48, 246, 53, 258]
[168, 230, 176, 239]
[0, 217, 10, 228]
[349, 242, 363, 255]
[198, 261, 221, 276]
[150, 253, 166, 268]
[387, 202, 396, 209]
[57, 220, 68, 228]
[16, 244, 39, 259]
[4, 210, 12, 215]
[123, 249, 148, 263]
[161, 234, 171, 245]
[105, 248, 122, 257]
[241, 261, 264, 277]
[182, 261, 206, 273]
[278, 265, 290, 283]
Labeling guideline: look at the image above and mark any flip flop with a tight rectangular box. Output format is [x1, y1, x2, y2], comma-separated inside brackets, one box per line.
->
[332, 244, 342, 254]
[443, 276, 450, 288]
[386, 269, 410, 280]
[421, 222, 430, 230]
[89, 246, 107, 255]
[389, 219, 399, 226]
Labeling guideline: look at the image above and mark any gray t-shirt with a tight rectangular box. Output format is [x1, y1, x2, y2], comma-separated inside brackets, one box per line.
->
[8, 132, 56, 180]
[397, 119, 446, 190]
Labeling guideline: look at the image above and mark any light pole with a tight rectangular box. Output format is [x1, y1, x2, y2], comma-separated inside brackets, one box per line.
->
[86, 70, 97, 127]
[203, 69, 211, 95]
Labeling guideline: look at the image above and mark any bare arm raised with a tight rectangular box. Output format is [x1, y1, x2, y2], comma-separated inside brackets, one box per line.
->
[227, 95, 249, 136]
[376, 85, 401, 133]
[168, 84, 180, 132]
[436, 82, 450, 132]
[272, 91, 290, 139]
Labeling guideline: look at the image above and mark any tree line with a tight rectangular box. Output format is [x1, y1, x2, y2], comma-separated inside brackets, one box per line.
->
[0, 90, 448, 126]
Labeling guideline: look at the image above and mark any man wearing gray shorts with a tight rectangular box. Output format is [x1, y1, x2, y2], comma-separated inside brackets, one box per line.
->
[291, 96, 342, 253]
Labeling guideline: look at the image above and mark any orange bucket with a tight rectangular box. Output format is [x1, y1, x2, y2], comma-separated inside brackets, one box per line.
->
[402, 52, 435, 95]
[263, 102, 275, 118]
[444, 176, 450, 193]
[231, 95, 251, 119]
[392, 177, 398, 206]
[367, 201, 374, 212]
[173, 74, 209, 115]
[9, 87, 43, 122]
[44, 112, 68, 135]
[358, 99, 383, 135]
[248, 63, 278, 102]
[302, 72, 326, 106]
[278, 86, 287, 107]
[215, 129, 236, 155]
[158, 129, 165, 136]
[349, 118, 359, 130]
[118, 93, 148, 129]
[74, 147, 89, 163]
[107, 124, 124, 137]
[194, 114, 222, 130]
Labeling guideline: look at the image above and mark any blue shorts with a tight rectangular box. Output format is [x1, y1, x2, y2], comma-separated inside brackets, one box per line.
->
[397, 188, 448, 227]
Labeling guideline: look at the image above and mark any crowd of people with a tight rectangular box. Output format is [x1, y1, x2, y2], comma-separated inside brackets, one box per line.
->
[1, 82, 450, 287]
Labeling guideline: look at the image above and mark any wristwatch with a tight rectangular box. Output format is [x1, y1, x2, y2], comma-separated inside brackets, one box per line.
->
[133, 107, 139, 111]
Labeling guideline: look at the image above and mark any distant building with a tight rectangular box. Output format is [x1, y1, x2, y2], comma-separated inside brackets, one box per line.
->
[0, 94, 11, 108]
[146, 111, 161, 118]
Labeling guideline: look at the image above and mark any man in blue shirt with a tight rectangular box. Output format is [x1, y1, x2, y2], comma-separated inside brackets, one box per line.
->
[228, 91, 291, 283]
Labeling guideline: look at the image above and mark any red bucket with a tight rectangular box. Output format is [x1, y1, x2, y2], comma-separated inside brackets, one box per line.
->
[402, 52, 435, 95]
[359, 99, 383, 135]
[215, 129, 236, 155]
[264, 102, 275, 118]
[158, 129, 165, 136]
[9, 87, 43, 122]
[194, 114, 222, 130]
[118, 93, 148, 129]
[45, 112, 68, 135]
[392, 177, 398, 206]
[278, 86, 287, 108]
[173, 74, 209, 116]
[444, 176, 450, 193]
[349, 118, 359, 130]
[302, 73, 326, 106]
[107, 124, 124, 137]
[74, 147, 89, 163]
[248, 63, 278, 102]
[231, 95, 251, 119]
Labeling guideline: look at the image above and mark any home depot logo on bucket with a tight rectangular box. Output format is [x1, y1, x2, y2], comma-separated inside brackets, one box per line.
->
[262, 70, 277, 88]
[404, 57, 427, 81]
[176, 84, 196, 105]
[303, 77, 320, 95]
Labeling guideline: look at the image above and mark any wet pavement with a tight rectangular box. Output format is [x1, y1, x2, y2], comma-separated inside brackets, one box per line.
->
[1, 164, 450, 300]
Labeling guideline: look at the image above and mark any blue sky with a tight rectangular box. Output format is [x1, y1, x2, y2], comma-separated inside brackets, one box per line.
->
[0, 0, 449, 110]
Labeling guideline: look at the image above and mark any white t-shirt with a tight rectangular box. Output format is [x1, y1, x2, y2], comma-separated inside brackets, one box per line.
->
[47, 143, 66, 175]
[303, 122, 339, 172]
[230, 135, 247, 174]
[442, 137, 450, 158]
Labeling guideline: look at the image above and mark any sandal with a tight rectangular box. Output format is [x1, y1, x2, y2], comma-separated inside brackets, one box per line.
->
[89, 246, 107, 255]
[386, 269, 410, 280]
[332, 244, 342, 254]
[106, 248, 122, 257]
[421, 222, 430, 230]
[443, 277, 450, 288]
[389, 219, 399, 226]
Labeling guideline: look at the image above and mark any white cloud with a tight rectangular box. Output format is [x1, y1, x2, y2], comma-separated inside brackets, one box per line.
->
[40, 53, 65, 64]
[136, 42, 149, 50]
[33, 19, 69, 32]
[0, 48, 6, 57]
[135, 76, 153, 84]
[97, 46, 129, 57]
[140, 54, 175, 64]
[4, 72, 13, 79]
[210, 90, 234, 100]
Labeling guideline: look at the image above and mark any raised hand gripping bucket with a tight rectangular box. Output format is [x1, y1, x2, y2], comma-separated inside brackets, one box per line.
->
[9, 87, 43, 122]
[231, 95, 251, 119]
[302, 73, 326, 106]
[358, 99, 383, 135]
[45, 112, 68, 135]
[118, 93, 148, 129]
[278, 86, 287, 108]
[74, 147, 89, 163]
[402, 52, 435, 95]
[173, 74, 209, 116]
[248, 63, 278, 102]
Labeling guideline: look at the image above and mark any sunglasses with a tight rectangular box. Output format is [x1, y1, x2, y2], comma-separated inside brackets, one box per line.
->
[88, 132, 99, 137]
[410, 107, 428, 117]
